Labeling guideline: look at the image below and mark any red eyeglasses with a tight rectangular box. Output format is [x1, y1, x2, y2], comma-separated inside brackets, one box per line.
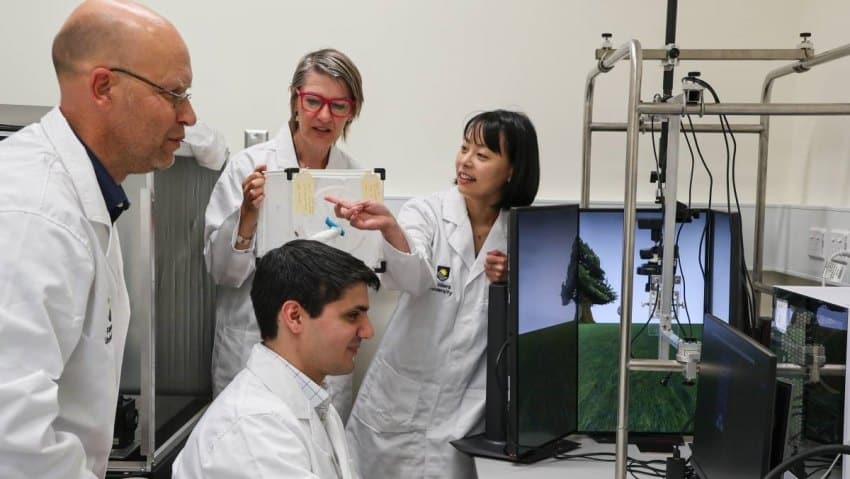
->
[296, 88, 355, 117]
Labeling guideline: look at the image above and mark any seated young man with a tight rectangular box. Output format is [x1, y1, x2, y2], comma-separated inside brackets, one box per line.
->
[173, 239, 380, 478]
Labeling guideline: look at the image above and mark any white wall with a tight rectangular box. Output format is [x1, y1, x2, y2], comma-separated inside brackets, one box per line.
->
[5, 0, 850, 400]
[782, 0, 850, 208]
[4, 0, 842, 207]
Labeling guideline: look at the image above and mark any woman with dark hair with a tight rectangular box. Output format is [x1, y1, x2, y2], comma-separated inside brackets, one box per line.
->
[327, 109, 540, 478]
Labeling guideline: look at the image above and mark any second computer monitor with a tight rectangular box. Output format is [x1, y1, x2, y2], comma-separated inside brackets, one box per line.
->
[577, 208, 707, 435]
[705, 210, 747, 331]
[692, 313, 777, 479]
[507, 204, 579, 457]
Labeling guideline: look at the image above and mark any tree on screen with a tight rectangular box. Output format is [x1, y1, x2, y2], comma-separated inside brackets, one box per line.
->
[572, 238, 617, 323]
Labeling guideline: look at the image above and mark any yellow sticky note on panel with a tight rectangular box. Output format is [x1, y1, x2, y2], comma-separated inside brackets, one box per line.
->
[361, 173, 383, 202]
[293, 171, 315, 215]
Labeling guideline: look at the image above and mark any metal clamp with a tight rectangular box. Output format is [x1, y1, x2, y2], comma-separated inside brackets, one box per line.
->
[675, 339, 700, 382]
[663, 43, 680, 70]
[805, 344, 827, 384]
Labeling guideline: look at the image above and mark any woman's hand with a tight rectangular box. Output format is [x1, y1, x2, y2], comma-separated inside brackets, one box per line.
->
[325, 195, 410, 253]
[236, 165, 266, 249]
[241, 165, 267, 213]
[325, 195, 394, 231]
[484, 250, 508, 282]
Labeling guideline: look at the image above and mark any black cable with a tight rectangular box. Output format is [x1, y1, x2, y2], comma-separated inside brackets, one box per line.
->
[685, 76, 731, 214]
[718, 110, 756, 330]
[684, 74, 758, 331]
[763, 444, 850, 479]
[671, 291, 687, 333]
[556, 452, 669, 478]
[805, 465, 829, 478]
[675, 246, 695, 337]
[631, 298, 659, 357]
[675, 120, 700, 340]
[651, 116, 661, 175]
[683, 126, 696, 214]
[685, 114, 713, 211]
[723, 114, 756, 330]
[681, 126, 708, 279]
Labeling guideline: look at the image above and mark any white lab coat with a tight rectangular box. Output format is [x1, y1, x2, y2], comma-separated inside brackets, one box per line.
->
[203, 126, 358, 413]
[0, 108, 131, 479]
[172, 343, 359, 479]
[346, 187, 506, 479]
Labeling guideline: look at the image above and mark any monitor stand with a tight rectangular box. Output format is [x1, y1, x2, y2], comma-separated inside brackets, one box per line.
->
[631, 434, 684, 453]
[590, 432, 683, 453]
[451, 434, 580, 464]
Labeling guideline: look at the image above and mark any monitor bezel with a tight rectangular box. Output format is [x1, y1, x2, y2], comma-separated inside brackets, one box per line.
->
[705, 209, 748, 333]
[506, 203, 580, 457]
[691, 313, 778, 479]
[575, 206, 708, 436]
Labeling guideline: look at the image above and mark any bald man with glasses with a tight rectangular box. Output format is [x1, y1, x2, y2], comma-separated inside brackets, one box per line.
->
[0, 1, 196, 478]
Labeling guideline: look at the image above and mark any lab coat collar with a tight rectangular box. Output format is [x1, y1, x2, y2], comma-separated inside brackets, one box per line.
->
[246, 343, 313, 420]
[272, 126, 350, 170]
[442, 188, 510, 280]
[40, 107, 112, 228]
[443, 187, 475, 271]
[77, 135, 130, 223]
[247, 344, 352, 478]
[467, 209, 509, 285]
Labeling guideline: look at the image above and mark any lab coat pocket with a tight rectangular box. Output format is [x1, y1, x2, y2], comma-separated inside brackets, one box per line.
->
[354, 358, 421, 433]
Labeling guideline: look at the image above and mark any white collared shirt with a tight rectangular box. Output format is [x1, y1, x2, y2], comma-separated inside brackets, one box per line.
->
[270, 347, 331, 419]
[265, 347, 342, 477]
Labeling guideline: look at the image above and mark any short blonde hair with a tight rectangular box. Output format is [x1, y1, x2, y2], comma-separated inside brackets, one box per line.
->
[288, 48, 363, 140]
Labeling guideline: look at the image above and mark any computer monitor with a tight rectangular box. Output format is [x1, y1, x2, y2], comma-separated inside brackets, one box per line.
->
[505, 203, 580, 460]
[705, 210, 747, 332]
[692, 313, 778, 479]
[451, 203, 579, 463]
[577, 208, 706, 436]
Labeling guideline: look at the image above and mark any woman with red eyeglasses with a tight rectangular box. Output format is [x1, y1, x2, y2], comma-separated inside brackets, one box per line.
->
[203, 48, 364, 412]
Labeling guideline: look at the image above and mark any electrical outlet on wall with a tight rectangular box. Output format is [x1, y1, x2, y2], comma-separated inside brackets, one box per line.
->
[244, 129, 269, 148]
[808, 227, 826, 259]
[828, 229, 850, 257]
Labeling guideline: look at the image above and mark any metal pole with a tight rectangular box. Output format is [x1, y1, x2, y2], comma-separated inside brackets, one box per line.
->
[615, 39, 643, 479]
[656, 0, 678, 180]
[594, 48, 811, 62]
[139, 173, 156, 466]
[658, 112, 681, 360]
[581, 73, 596, 208]
[754, 80, 775, 311]
[582, 41, 643, 208]
[629, 359, 685, 372]
[638, 102, 850, 116]
[590, 121, 763, 133]
[626, 361, 845, 376]
[754, 42, 850, 310]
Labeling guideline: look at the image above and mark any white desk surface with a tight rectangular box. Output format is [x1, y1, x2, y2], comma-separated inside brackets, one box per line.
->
[473, 435, 683, 479]
[474, 436, 841, 479]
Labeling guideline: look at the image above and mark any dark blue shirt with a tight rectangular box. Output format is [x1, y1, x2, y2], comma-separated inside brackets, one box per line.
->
[76, 136, 130, 223]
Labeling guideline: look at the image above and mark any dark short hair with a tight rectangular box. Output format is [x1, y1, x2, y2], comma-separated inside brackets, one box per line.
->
[462, 110, 540, 209]
[250, 239, 380, 340]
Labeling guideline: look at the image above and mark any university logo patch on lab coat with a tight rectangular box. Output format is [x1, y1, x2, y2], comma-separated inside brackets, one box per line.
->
[436, 266, 451, 282]
[105, 301, 113, 344]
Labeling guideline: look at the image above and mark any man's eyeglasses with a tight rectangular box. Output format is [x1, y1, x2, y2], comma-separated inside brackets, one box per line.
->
[110, 67, 192, 107]
[296, 88, 354, 117]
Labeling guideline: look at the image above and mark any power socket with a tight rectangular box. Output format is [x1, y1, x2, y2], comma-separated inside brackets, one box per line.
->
[828, 229, 850, 258]
[244, 129, 269, 148]
[808, 227, 826, 260]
